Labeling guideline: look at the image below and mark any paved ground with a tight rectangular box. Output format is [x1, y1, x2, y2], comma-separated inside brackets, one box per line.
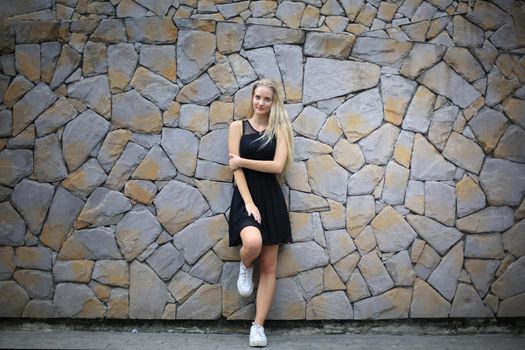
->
[1, 330, 524, 349]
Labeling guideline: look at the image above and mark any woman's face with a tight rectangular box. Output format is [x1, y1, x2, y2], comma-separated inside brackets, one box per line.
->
[252, 86, 273, 118]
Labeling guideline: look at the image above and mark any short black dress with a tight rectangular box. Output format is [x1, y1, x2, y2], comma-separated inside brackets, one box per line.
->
[228, 120, 292, 247]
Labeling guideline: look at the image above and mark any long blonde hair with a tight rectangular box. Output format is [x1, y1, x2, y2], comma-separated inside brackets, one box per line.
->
[247, 79, 294, 169]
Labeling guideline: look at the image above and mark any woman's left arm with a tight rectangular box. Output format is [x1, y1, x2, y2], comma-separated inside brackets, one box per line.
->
[229, 128, 289, 174]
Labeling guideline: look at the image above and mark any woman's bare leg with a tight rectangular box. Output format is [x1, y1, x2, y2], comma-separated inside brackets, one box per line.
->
[254, 245, 279, 326]
[240, 226, 262, 268]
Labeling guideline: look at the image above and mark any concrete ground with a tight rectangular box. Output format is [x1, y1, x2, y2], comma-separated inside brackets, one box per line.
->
[1, 320, 524, 349]
[1, 331, 525, 349]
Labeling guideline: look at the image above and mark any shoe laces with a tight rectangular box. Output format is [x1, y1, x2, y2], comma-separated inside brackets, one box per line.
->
[252, 322, 265, 337]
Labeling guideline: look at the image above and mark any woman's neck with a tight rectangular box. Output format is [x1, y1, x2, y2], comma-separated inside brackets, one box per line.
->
[251, 114, 268, 128]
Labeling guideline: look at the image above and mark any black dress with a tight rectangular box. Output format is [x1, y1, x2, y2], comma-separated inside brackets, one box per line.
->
[228, 120, 292, 247]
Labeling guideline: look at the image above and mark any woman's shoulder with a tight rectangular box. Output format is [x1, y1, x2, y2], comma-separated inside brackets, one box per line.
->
[230, 120, 244, 129]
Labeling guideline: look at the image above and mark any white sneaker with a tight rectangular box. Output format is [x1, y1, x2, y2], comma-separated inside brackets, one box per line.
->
[237, 261, 254, 297]
[249, 322, 267, 347]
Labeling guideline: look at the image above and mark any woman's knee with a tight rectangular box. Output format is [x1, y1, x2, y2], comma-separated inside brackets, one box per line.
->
[240, 228, 262, 255]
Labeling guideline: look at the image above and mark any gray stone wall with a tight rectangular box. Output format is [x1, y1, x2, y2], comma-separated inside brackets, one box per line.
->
[0, 0, 524, 320]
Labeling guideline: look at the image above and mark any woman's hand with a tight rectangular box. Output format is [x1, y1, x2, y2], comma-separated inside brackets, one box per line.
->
[245, 201, 261, 224]
[229, 153, 243, 171]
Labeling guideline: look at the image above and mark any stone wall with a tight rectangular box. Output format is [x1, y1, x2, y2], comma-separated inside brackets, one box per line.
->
[0, 0, 524, 320]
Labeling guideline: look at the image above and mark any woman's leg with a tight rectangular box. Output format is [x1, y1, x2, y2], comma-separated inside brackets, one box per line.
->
[240, 226, 262, 268]
[254, 245, 279, 326]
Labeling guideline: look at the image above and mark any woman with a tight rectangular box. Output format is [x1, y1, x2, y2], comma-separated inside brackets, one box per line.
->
[228, 79, 294, 347]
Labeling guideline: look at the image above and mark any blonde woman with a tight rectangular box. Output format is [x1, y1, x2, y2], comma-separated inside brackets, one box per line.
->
[228, 79, 294, 347]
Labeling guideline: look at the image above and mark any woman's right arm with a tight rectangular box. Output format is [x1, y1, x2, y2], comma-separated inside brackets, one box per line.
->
[229, 121, 261, 224]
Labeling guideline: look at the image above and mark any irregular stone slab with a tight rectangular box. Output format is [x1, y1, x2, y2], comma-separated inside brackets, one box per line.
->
[196, 180, 234, 214]
[53, 283, 105, 318]
[318, 114, 343, 146]
[304, 58, 380, 105]
[33, 133, 67, 182]
[15, 44, 40, 82]
[325, 229, 356, 264]
[382, 161, 409, 205]
[92, 260, 129, 287]
[125, 17, 178, 44]
[498, 293, 525, 317]
[40, 41, 60, 84]
[7, 123, 34, 149]
[293, 106, 327, 140]
[82, 41, 107, 78]
[443, 47, 484, 83]
[450, 283, 493, 317]
[352, 37, 412, 68]
[12, 83, 56, 136]
[334, 251, 360, 283]
[424, 181, 455, 226]
[97, 129, 132, 173]
[307, 155, 348, 202]
[245, 47, 285, 98]
[380, 74, 417, 125]
[359, 123, 400, 165]
[168, 270, 204, 304]
[0, 246, 15, 280]
[124, 180, 157, 205]
[116, 206, 162, 261]
[107, 288, 128, 319]
[90, 18, 126, 43]
[228, 54, 258, 89]
[354, 226, 376, 255]
[503, 220, 525, 258]
[453, 16, 484, 48]
[112, 89, 162, 133]
[371, 206, 417, 253]
[457, 206, 514, 234]
[354, 287, 411, 319]
[216, 1, 250, 19]
[11, 179, 54, 235]
[0, 202, 26, 246]
[348, 165, 384, 196]
[130, 67, 179, 111]
[427, 106, 459, 151]
[415, 244, 441, 280]
[410, 278, 451, 318]
[465, 234, 504, 259]
[400, 43, 446, 79]
[189, 250, 223, 284]
[75, 187, 131, 229]
[274, 44, 303, 103]
[62, 159, 107, 199]
[346, 195, 375, 237]
[176, 30, 215, 84]
[173, 215, 226, 264]
[139, 44, 176, 82]
[346, 268, 370, 302]
[53, 260, 94, 283]
[304, 32, 354, 59]
[267, 277, 306, 320]
[491, 256, 525, 299]
[34, 97, 77, 137]
[277, 241, 329, 278]
[494, 125, 525, 163]
[275, 1, 305, 28]
[108, 43, 138, 91]
[68, 75, 111, 117]
[176, 73, 221, 106]
[411, 134, 455, 181]
[335, 88, 383, 142]
[385, 250, 416, 287]
[50, 45, 81, 89]
[404, 180, 424, 215]
[4, 76, 33, 109]
[407, 215, 462, 256]
[146, 243, 184, 281]
[333, 138, 364, 173]
[216, 22, 245, 54]
[469, 107, 508, 153]
[464, 259, 500, 297]
[58, 226, 122, 260]
[40, 186, 84, 251]
[161, 128, 199, 177]
[294, 137, 332, 161]
[442, 132, 485, 174]
[502, 98, 525, 130]
[133, 0, 172, 15]
[479, 158, 525, 207]
[456, 176, 486, 218]
[177, 284, 221, 320]
[0, 281, 29, 317]
[359, 251, 395, 295]
[402, 86, 436, 134]
[178, 103, 209, 135]
[486, 73, 521, 107]
[0, 111, 12, 138]
[466, 0, 507, 30]
[0, 149, 33, 187]
[129, 261, 168, 319]
[208, 57, 238, 97]
[132, 144, 176, 181]
[195, 160, 232, 182]
[105, 142, 147, 191]
[14, 246, 52, 271]
[428, 242, 464, 301]
[62, 110, 110, 172]
[418, 62, 481, 109]
[289, 190, 329, 213]
[244, 25, 304, 49]
[306, 291, 353, 320]
[196, 129, 227, 167]
[22, 299, 54, 318]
